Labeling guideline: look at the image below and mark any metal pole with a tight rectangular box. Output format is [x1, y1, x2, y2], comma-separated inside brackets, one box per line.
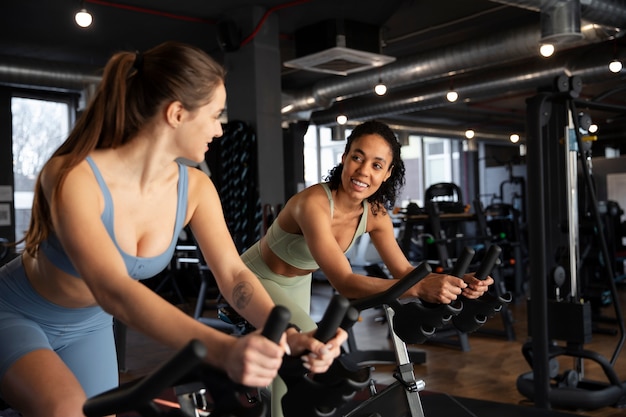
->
[526, 93, 552, 409]
[565, 110, 580, 300]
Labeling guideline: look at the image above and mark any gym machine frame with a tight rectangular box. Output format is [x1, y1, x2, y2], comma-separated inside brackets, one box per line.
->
[517, 75, 626, 410]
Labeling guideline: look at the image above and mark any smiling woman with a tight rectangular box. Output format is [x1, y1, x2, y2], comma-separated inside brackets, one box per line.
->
[240, 119, 494, 417]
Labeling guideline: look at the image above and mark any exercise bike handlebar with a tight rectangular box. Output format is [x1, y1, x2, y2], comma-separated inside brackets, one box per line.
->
[83, 305, 291, 417]
[278, 294, 351, 376]
[474, 244, 502, 280]
[314, 294, 351, 343]
[450, 246, 475, 278]
[451, 244, 508, 334]
[84, 339, 206, 417]
[262, 305, 292, 343]
[350, 262, 432, 312]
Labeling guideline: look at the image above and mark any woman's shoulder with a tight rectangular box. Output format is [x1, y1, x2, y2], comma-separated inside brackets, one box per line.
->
[41, 155, 88, 187]
[282, 183, 328, 212]
[291, 183, 330, 203]
[281, 184, 332, 229]
[365, 203, 392, 233]
[186, 164, 214, 187]
[185, 164, 219, 209]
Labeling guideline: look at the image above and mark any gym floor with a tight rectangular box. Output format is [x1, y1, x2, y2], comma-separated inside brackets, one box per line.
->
[120, 275, 626, 417]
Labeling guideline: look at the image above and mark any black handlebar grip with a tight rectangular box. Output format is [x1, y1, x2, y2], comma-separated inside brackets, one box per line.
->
[449, 247, 475, 278]
[474, 245, 502, 280]
[84, 339, 207, 417]
[314, 294, 350, 343]
[262, 305, 292, 344]
[351, 262, 432, 312]
[379, 262, 432, 302]
[340, 306, 360, 331]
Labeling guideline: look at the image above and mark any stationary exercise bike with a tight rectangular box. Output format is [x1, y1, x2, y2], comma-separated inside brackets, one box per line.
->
[280, 244, 506, 417]
[84, 245, 504, 417]
[83, 297, 351, 417]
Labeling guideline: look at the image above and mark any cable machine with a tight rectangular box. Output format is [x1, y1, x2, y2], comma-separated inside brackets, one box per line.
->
[516, 75, 626, 410]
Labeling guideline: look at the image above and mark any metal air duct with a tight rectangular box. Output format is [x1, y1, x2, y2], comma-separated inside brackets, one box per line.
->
[0, 55, 100, 92]
[489, 0, 626, 29]
[540, 0, 583, 44]
[282, 0, 625, 116]
[309, 45, 626, 126]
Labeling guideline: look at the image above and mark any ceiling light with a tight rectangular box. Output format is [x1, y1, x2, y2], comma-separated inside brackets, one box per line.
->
[465, 129, 475, 139]
[446, 76, 458, 102]
[374, 78, 387, 96]
[539, 43, 555, 57]
[510, 133, 520, 143]
[336, 114, 348, 125]
[75, 3, 93, 28]
[608, 59, 623, 73]
[446, 90, 458, 102]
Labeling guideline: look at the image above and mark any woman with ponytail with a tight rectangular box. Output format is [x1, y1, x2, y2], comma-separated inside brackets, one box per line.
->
[0, 41, 344, 417]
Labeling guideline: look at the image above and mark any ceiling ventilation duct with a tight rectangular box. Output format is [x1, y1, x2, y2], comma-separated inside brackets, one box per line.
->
[540, 0, 583, 44]
[283, 19, 395, 76]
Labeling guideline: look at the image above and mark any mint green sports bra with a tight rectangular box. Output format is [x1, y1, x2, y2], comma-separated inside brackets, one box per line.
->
[266, 183, 368, 270]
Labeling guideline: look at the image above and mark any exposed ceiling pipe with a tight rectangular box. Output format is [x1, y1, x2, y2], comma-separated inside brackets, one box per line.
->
[378, 120, 514, 143]
[284, 24, 546, 116]
[0, 0, 622, 131]
[0, 55, 100, 92]
[282, 0, 624, 116]
[310, 45, 626, 126]
[488, 0, 626, 29]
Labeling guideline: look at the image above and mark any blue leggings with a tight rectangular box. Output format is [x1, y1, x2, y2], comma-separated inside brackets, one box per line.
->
[0, 257, 118, 399]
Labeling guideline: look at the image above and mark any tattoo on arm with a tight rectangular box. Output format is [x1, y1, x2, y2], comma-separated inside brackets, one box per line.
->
[233, 281, 254, 310]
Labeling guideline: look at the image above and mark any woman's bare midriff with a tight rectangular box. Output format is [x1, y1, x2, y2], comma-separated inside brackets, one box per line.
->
[259, 237, 315, 278]
[22, 252, 98, 308]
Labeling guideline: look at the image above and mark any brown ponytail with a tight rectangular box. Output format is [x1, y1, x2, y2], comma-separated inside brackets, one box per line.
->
[24, 41, 226, 256]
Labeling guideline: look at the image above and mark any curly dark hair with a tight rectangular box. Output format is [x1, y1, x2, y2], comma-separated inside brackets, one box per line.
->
[324, 120, 405, 215]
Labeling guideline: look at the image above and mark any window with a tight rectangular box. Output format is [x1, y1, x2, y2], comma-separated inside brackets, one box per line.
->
[12, 96, 72, 245]
[304, 125, 350, 187]
[399, 134, 423, 207]
[303, 125, 319, 188]
[424, 137, 453, 188]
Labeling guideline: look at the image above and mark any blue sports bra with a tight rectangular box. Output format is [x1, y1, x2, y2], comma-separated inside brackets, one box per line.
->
[265, 183, 368, 270]
[40, 156, 188, 280]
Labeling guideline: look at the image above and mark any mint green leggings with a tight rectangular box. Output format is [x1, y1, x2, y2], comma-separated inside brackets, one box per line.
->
[241, 242, 317, 417]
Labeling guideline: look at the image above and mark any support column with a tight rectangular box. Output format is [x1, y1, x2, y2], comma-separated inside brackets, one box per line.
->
[460, 139, 480, 238]
[283, 121, 308, 199]
[460, 139, 479, 208]
[224, 7, 285, 207]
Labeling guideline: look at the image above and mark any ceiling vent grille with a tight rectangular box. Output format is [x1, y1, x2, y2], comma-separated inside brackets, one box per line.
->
[284, 20, 396, 76]
[284, 43, 395, 76]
